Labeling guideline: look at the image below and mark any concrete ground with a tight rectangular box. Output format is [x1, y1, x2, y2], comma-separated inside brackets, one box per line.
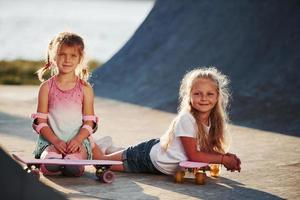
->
[0, 85, 299, 200]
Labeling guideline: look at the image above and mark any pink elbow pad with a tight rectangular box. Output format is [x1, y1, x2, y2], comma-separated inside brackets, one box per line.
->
[82, 124, 93, 135]
[31, 112, 48, 120]
[32, 123, 49, 134]
[82, 115, 99, 123]
[31, 112, 49, 134]
[82, 115, 99, 133]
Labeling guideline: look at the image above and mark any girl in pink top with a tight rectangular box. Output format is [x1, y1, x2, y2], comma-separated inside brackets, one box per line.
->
[32, 32, 98, 177]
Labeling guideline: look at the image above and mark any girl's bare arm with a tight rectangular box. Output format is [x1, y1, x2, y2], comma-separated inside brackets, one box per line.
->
[180, 136, 241, 171]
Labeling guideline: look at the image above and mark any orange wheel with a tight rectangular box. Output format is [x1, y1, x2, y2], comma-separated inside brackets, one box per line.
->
[210, 164, 221, 177]
[195, 172, 206, 185]
[175, 171, 185, 183]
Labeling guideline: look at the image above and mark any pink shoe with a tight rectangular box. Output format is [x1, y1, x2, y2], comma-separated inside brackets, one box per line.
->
[40, 164, 61, 176]
[105, 146, 125, 154]
[40, 152, 63, 175]
[95, 136, 113, 154]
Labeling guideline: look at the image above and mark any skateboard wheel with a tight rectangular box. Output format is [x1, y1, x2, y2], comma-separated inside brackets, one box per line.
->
[95, 168, 104, 178]
[175, 171, 185, 183]
[25, 166, 40, 179]
[101, 170, 115, 183]
[25, 167, 31, 173]
[31, 169, 41, 179]
[209, 164, 221, 177]
[195, 172, 206, 185]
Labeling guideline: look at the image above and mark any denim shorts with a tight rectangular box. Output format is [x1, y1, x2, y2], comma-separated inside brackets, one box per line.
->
[122, 139, 162, 174]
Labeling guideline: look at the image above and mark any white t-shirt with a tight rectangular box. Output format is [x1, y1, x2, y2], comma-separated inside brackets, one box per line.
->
[149, 112, 210, 175]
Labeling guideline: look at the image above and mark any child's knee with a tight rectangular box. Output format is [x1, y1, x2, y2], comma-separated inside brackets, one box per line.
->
[40, 146, 62, 159]
[64, 153, 83, 160]
[42, 151, 62, 159]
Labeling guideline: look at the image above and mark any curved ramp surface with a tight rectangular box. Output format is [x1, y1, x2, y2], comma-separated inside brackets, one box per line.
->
[92, 0, 300, 136]
[0, 147, 66, 200]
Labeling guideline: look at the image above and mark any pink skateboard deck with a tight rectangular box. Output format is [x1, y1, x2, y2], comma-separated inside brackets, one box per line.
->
[179, 161, 209, 169]
[12, 154, 122, 166]
[12, 154, 122, 183]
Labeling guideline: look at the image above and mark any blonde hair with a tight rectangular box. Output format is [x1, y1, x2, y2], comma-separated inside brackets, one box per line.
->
[161, 67, 230, 153]
[37, 32, 89, 82]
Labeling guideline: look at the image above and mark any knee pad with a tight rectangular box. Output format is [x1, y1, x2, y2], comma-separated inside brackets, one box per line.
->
[82, 115, 99, 135]
[64, 154, 81, 160]
[42, 151, 62, 159]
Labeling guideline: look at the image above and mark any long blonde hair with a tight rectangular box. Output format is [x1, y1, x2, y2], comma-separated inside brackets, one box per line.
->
[161, 67, 230, 153]
[37, 32, 90, 82]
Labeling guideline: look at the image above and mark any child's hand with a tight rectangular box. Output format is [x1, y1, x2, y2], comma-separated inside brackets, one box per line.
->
[222, 154, 241, 172]
[67, 139, 82, 154]
[226, 153, 241, 172]
[53, 139, 67, 155]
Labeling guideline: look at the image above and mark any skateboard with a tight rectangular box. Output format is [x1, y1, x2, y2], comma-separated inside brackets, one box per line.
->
[12, 154, 122, 183]
[175, 161, 221, 185]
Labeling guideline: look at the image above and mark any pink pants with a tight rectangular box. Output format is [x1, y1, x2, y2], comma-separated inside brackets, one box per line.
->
[40, 144, 87, 177]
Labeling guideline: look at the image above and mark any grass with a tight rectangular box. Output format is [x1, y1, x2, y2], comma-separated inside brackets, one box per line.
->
[0, 59, 102, 85]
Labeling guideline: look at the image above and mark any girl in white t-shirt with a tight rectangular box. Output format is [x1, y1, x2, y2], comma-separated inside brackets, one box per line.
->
[93, 67, 241, 175]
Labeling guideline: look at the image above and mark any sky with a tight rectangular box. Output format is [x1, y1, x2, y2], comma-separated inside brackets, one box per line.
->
[0, 0, 154, 62]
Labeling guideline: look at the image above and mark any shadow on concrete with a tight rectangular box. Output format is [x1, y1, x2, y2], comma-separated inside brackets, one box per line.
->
[0, 147, 67, 200]
[40, 172, 284, 200]
[92, 0, 300, 136]
[50, 173, 282, 199]
[0, 111, 35, 141]
[130, 173, 284, 200]
[44, 172, 159, 200]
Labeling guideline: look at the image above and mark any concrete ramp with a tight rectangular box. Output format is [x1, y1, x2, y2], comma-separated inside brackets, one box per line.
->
[0, 86, 299, 199]
[92, 0, 300, 136]
[0, 147, 66, 200]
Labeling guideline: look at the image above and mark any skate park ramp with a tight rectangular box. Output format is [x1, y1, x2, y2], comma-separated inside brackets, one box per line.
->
[92, 0, 300, 136]
[0, 147, 66, 200]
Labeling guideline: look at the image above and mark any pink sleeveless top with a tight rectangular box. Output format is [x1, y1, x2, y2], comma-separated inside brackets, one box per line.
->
[47, 76, 83, 141]
[34, 76, 93, 159]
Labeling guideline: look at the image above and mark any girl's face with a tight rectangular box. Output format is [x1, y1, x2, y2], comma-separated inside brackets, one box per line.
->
[56, 44, 81, 75]
[190, 78, 218, 115]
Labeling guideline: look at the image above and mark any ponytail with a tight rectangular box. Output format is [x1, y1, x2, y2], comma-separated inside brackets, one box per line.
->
[82, 67, 89, 81]
[36, 54, 51, 82]
[36, 39, 55, 82]
[78, 65, 90, 85]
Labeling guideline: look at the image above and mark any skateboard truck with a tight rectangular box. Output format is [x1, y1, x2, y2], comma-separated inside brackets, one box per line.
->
[175, 167, 207, 185]
[175, 161, 220, 185]
[95, 165, 115, 183]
